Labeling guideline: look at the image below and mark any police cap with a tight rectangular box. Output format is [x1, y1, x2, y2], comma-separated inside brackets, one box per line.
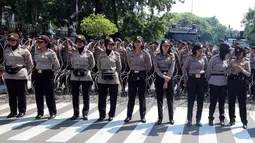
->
[37, 35, 50, 44]
[8, 33, 19, 41]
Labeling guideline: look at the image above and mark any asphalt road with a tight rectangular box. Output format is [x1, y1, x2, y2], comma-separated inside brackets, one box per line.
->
[0, 96, 255, 143]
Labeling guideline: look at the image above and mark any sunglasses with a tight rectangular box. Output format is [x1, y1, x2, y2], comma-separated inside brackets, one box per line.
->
[162, 44, 170, 47]
[108, 43, 115, 46]
[8, 39, 17, 42]
[134, 40, 142, 43]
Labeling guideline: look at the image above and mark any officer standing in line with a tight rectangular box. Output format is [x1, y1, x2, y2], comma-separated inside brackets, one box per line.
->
[212, 39, 224, 56]
[145, 41, 158, 96]
[182, 43, 208, 127]
[250, 46, 255, 98]
[227, 45, 250, 129]
[179, 42, 192, 67]
[206, 43, 231, 126]
[124, 36, 152, 123]
[33, 35, 60, 120]
[154, 40, 176, 125]
[97, 37, 121, 122]
[4, 33, 33, 118]
[67, 35, 95, 120]
[115, 38, 128, 97]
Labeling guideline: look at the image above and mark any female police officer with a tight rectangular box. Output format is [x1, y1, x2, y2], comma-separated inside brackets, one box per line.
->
[97, 37, 121, 122]
[4, 33, 33, 118]
[206, 43, 231, 126]
[182, 43, 208, 127]
[68, 35, 95, 120]
[33, 35, 60, 120]
[154, 40, 176, 125]
[124, 36, 152, 123]
[227, 45, 250, 129]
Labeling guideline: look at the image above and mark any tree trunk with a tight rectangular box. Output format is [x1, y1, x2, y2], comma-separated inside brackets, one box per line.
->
[0, 4, 3, 27]
[95, 0, 103, 14]
[112, 0, 118, 29]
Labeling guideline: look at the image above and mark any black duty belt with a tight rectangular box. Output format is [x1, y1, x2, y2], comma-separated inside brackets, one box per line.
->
[36, 69, 52, 74]
[188, 73, 205, 79]
[130, 70, 146, 74]
[211, 73, 226, 76]
[161, 71, 168, 75]
[73, 69, 88, 77]
[228, 74, 247, 81]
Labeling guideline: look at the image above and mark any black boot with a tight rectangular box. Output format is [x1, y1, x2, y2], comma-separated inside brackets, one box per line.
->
[209, 119, 214, 126]
[141, 118, 146, 123]
[220, 120, 225, 127]
[124, 117, 131, 123]
[157, 119, 162, 125]
[196, 121, 202, 127]
[186, 120, 192, 127]
[69, 116, 79, 120]
[7, 113, 17, 118]
[227, 120, 235, 126]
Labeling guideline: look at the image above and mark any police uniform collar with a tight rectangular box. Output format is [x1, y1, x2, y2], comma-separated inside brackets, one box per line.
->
[104, 50, 114, 56]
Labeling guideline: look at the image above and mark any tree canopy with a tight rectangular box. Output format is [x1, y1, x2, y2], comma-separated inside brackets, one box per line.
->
[0, 0, 234, 43]
[242, 6, 255, 45]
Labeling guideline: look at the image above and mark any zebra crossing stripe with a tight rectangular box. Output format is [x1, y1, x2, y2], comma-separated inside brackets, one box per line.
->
[161, 107, 186, 143]
[198, 109, 218, 143]
[0, 103, 69, 136]
[86, 105, 139, 143]
[7, 103, 71, 141]
[0, 103, 37, 119]
[46, 104, 100, 143]
[123, 106, 158, 143]
[225, 109, 253, 143]
[0, 103, 8, 111]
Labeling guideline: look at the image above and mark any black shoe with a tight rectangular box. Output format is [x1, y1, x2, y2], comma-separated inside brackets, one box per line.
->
[48, 115, 56, 120]
[157, 119, 162, 125]
[228, 121, 235, 126]
[16, 113, 25, 118]
[141, 118, 146, 123]
[196, 121, 202, 127]
[35, 115, 43, 119]
[169, 120, 175, 125]
[83, 116, 88, 120]
[186, 121, 192, 127]
[7, 113, 17, 118]
[243, 124, 247, 129]
[97, 117, 105, 122]
[108, 117, 114, 121]
[209, 120, 214, 126]
[124, 117, 131, 123]
[220, 120, 225, 127]
[69, 116, 79, 120]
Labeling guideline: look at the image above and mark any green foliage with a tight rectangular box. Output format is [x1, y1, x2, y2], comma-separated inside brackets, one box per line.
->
[242, 6, 255, 45]
[80, 14, 118, 38]
[2, 0, 233, 43]
[119, 13, 168, 42]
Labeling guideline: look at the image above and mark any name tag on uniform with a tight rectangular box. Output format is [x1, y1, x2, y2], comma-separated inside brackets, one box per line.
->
[38, 69, 42, 73]
[195, 74, 201, 78]
[134, 71, 139, 73]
